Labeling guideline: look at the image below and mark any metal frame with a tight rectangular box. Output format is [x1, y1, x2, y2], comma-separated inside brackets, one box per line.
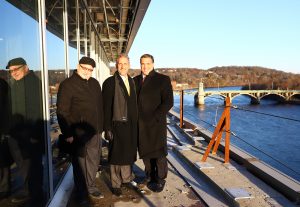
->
[76, 0, 80, 60]
[63, 0, 70, 77]
[38, 0, 54, 200]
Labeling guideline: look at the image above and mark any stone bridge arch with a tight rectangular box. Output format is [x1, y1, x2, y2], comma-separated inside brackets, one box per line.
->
[260, 93, 286, 102]
[289, 93, 300, 101]
[231, 93, 259, 104]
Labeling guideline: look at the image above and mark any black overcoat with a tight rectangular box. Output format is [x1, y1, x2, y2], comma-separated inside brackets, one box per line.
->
[102, 73, 138, 165]
[134, 70, 173, 159]
[57, 71, 104, 157]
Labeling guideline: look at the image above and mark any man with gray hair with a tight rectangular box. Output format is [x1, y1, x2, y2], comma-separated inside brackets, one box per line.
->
[102, 54, 138, 196]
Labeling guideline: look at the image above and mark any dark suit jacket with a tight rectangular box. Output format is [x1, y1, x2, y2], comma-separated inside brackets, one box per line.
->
[134, 70, 173, 158]
[102, 72, 138, 165]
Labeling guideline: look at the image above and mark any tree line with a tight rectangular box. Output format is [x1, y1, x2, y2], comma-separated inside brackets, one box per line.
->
[130, 66, 300, 90]
[1, 66, 299, 90]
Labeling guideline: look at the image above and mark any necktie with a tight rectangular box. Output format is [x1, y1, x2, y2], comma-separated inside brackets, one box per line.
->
[124, 78, 130, 96]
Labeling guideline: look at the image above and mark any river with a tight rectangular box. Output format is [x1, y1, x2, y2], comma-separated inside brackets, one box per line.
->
[173, 86, 300, 182]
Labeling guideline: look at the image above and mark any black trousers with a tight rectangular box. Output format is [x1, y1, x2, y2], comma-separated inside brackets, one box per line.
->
[72, 133, 101, 197]
[143, 156, 168, 184]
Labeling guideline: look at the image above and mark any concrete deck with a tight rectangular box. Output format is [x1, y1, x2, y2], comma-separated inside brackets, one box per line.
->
[66, 138, 205, 207]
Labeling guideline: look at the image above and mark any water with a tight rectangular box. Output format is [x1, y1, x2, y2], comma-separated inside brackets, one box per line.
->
[173, 86, 300, 182]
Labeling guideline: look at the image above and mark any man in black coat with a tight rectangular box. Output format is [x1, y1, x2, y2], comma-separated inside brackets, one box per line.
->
[102, 54, 138, 196]
[57, 57, 104, 202]
[5, 57, 44, 205]
[134, 54, 173, 192]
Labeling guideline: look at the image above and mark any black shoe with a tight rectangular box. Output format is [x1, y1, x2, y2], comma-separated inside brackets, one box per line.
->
[155, 181, 166, 192]
[147, 180, 166, 193]
[146, 181, 157, 192]
[89, 191, 104, 199]
[111, 188, 122, 197]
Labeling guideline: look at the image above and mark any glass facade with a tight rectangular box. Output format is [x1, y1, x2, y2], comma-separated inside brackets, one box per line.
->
[45, 0, 68, 192]
[0, 0, 110, 206]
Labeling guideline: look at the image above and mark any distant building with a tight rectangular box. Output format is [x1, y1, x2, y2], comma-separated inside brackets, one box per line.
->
[175, 83, 189, 90]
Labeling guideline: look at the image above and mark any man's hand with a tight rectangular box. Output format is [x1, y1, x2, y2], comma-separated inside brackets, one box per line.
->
[105, 130, 113, 141]
[66, 136, 74, 143]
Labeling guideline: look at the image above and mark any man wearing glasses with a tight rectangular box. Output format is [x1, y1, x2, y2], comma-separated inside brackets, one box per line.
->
[57, 56, 104, 204]
[5, 57, 44, 205]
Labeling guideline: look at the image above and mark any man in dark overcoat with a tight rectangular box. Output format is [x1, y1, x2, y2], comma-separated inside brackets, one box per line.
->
[134, 54, 173, 192]
[5, 57, 44, 205]
[57, 57, 104, 203]
[102, 54, 138, 196]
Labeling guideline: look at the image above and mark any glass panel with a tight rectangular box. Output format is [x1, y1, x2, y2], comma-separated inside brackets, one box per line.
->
[45, 0, 71, 191]
[0, 1, 48, 206]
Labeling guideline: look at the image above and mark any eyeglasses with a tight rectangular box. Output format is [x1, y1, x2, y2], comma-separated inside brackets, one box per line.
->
[80, 64, 94, 72]
[8, 65, 24, 74]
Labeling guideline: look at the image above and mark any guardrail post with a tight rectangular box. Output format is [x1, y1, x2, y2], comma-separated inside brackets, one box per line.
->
[180, 90, 184, 128]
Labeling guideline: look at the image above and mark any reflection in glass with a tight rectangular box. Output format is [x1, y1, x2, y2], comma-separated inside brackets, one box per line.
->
[45, 0, 71, 191]
[0, 1, 48, 206]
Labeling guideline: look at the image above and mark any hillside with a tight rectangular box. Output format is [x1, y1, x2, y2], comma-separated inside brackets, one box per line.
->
[126, 66, 300, 90]
[1, 66, 299, 90]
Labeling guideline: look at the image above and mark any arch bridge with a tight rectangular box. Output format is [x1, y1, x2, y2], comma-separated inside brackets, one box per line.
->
[192, 83, 300, 105]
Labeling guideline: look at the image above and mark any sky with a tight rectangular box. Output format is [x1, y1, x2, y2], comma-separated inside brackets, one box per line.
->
[128, 0, 300, 74]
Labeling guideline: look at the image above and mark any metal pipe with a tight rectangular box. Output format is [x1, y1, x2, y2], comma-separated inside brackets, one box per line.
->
[63, 0, 70, 77]
[102, 0, 113, 60]
[76, 0, 80, 60]
[180, 90, 184, 128]
[38, 0, 53, 198]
